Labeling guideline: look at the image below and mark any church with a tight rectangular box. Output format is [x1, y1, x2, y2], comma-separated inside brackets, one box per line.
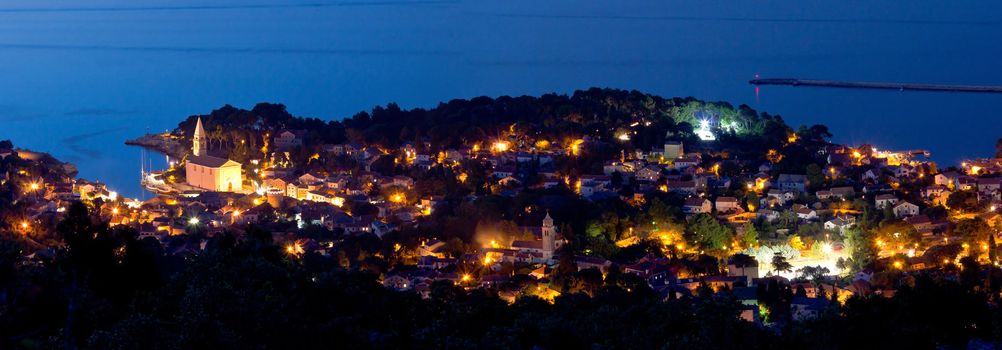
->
[185, 117, 244, 192]
[510, 213, 563, 262]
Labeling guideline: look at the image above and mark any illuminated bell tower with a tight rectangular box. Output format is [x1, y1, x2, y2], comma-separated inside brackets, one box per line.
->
[542, 212, 555, 259]
[193, 117, 207, 156]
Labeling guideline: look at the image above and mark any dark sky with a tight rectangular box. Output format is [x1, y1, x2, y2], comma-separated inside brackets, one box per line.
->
[2, 0, 1001, 197]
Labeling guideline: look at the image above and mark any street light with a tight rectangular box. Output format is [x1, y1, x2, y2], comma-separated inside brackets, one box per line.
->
[188, 217, 200, 225]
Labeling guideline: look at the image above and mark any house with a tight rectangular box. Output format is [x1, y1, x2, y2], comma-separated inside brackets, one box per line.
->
[874, 194, 898, 208]
[923, 185, 947, 199]
[417, 256, 456, 270]
[795, 206, 818, 220]
[978, 178, 1002, 193]
[862, 169, 881, 182]
[674, 156, 700, 169]
[757, 209, 779, 222]
[635, 165, 662, 182]
[493, 165, 516, 179]
[904, 215, 934, 236]
[815, 190, 832, 201]
[715, 196, 740, 213]
[683, 198, 711, 214]
[824, 216, 856, 233]
[727, 256, 759, 284]
[419, 240, 448, 258]
[893, 201, 919, 218]
[663, 141, 684, 159]
[766, 189, 795, 206]
[957, 177, 977, 191]
[791, 296, 829, 321]
[383, 273, 411, 290]
[273, 130, 304, 149]
[777, 174, 808, 192]
[830, 186, 855, 200]
[575, 255, 613, 274]
[325, 143, 358, 156]
[935, 172, 960, 187]
[667, 180, 698, 195]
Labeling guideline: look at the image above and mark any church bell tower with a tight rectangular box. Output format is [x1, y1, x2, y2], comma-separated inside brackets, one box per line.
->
[193, 117, 207, 156]
[542, 212, 556, 259]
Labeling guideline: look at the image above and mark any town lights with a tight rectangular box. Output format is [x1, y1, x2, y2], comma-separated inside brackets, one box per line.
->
[569, 139, 584, 156]
[390, 193, 404, 203]
[285, 242, 304, 256]
[821, 243, 833, 255]
[29, 182, 39, 190]
[491, 141, 509, 153]
[112, 207, 120, 215]
[461, 274, 471, 282]
[188, 217, 200, 225]
[20, 221, 28, 230]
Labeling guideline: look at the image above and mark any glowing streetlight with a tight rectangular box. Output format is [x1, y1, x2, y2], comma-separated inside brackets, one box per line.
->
[188, 217, 200, 225]
[491, 141, 510, 153]
[285, 242, 304, 256]
[389, 193, 404, 204]
[20, 221, 28, 230]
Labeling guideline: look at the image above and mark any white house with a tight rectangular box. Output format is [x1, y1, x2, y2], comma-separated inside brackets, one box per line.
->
[715, 196, 740, 213]
[683, 198, 711, 214]
[893, 201, 920, 218]
[874, 194, 898, 208]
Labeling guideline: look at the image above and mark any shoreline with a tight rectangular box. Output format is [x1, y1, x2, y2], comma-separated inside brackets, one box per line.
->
[124, 133, 185, 159]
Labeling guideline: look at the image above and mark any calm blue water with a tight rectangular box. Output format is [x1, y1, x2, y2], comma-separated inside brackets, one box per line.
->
[2, 1, 1001, 198]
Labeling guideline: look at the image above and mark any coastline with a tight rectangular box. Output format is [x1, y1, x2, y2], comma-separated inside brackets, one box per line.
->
[124, 133, 185, 159]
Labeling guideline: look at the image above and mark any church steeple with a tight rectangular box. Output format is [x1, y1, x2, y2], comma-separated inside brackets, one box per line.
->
[542, 212, 555, 259]
[193, 117, 207, 156]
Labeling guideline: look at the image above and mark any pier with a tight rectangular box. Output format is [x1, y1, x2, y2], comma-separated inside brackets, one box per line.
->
[749, 78, 1002, 93]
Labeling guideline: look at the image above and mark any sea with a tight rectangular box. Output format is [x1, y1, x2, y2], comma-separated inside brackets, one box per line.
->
[2, 0, 1001, 198]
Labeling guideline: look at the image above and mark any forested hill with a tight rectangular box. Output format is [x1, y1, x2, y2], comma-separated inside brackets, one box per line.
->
[173, 88, 824, 158]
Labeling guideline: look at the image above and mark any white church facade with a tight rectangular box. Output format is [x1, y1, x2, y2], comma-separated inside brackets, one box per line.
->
[185, 117, 244, 192]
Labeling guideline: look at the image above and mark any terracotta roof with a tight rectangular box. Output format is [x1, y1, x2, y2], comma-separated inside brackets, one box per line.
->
[189, 154, 238, 168]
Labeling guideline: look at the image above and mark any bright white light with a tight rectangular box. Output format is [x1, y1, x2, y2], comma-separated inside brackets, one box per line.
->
[696, 119, 715, 141]
[188, 217, 199, 225]
[617, 133, 630, 141]
[108, 191, 118, 201]
[821, 243, 833, 255]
